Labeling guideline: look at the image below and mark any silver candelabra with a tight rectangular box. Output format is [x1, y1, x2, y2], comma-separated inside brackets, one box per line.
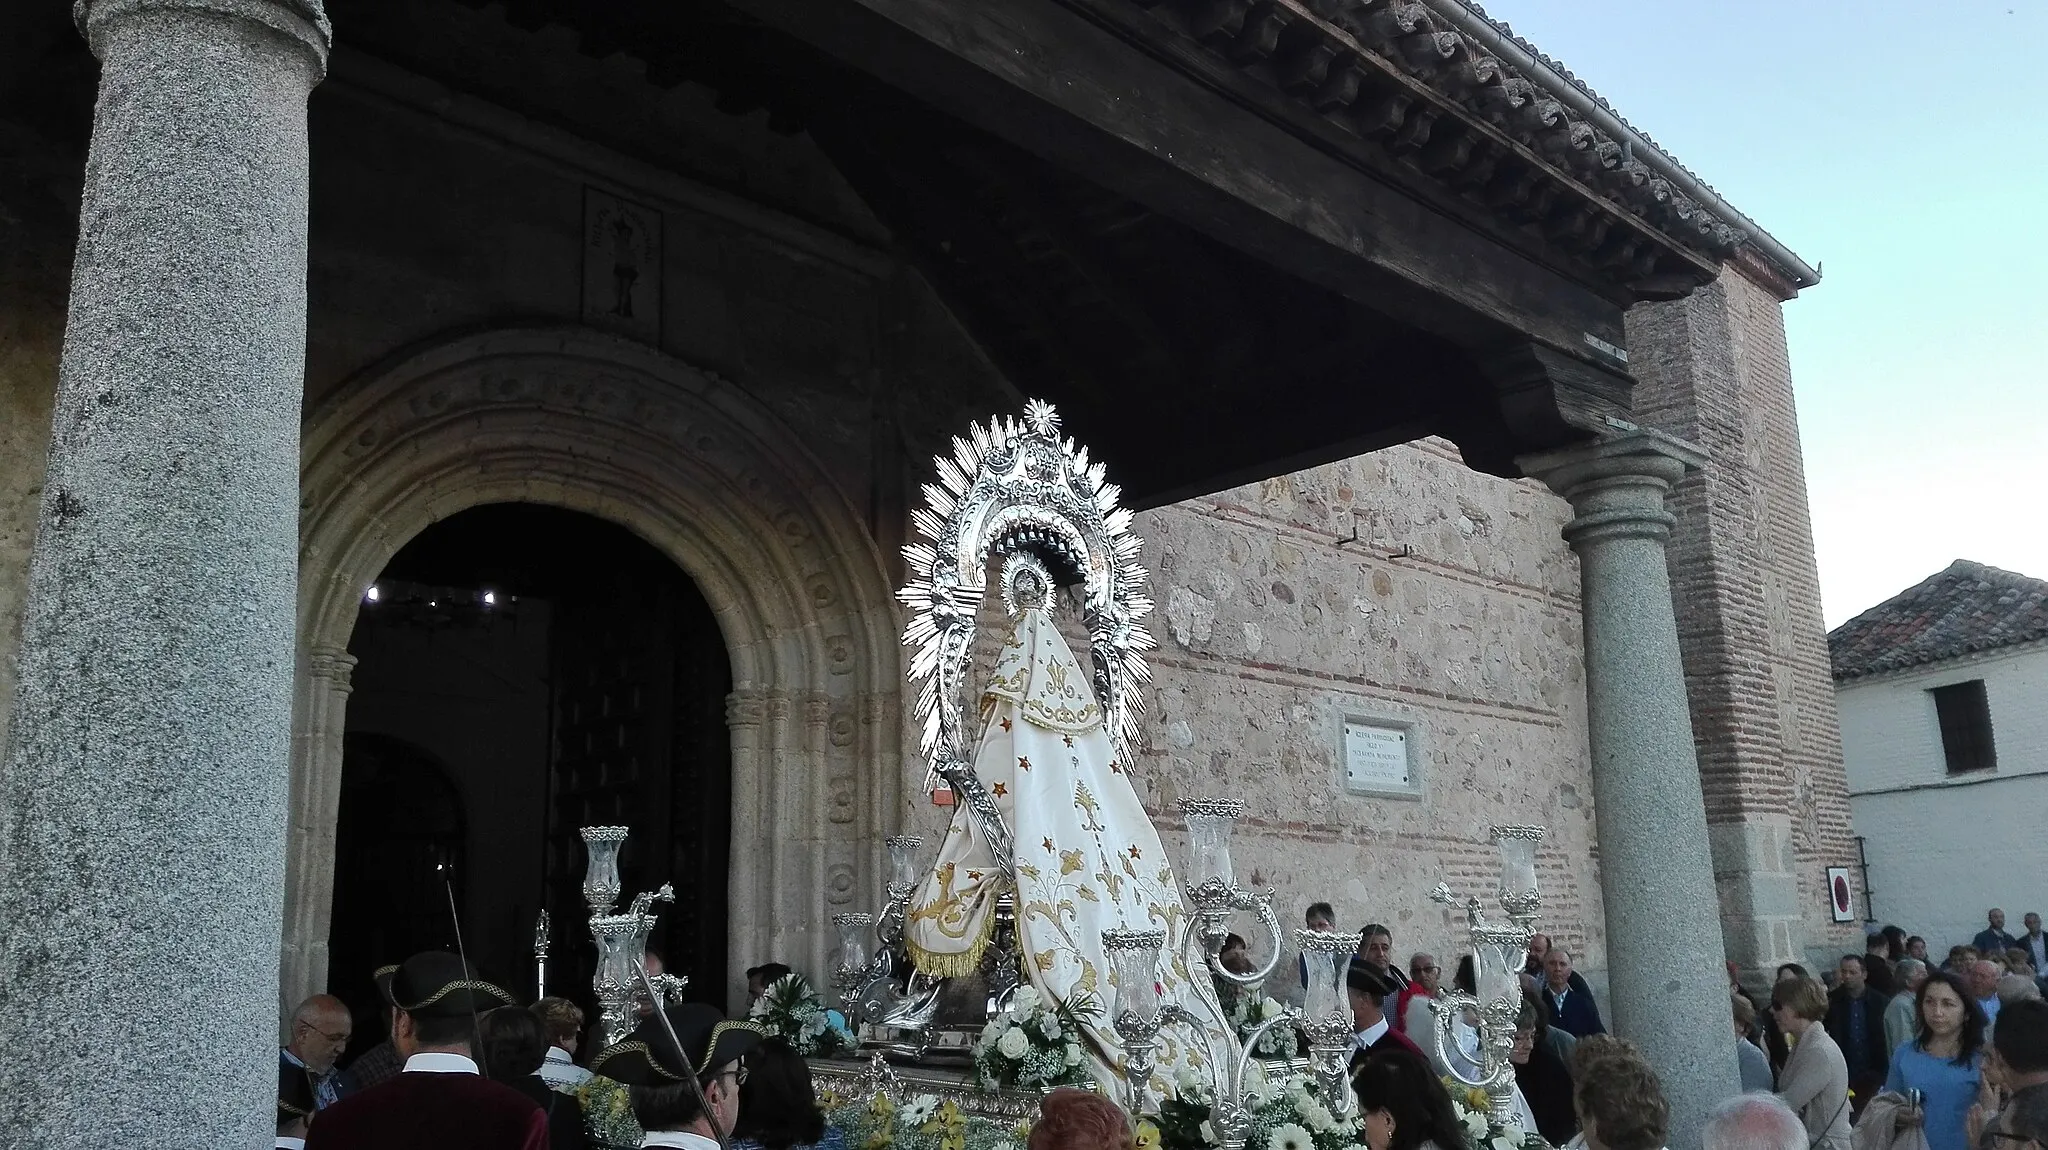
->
[579, 825, 689, 1048]
[1098, 798, 1358, 1146]
[1427, 825, 1548, 1130]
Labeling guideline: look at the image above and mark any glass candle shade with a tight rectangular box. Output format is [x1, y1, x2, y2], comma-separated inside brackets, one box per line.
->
[580, 826, 629, 913]
[1179, 798, 1246, 888]
[1298, 929, 1363, 1021]
[1490, 826, 1545, 900]
[1104, 928, 1166, 1020]
[833, 912, 873, 972]
[1474, 931, 1525, 1008]
[885, 835, 925, 891]
[591, 914, 641, 990]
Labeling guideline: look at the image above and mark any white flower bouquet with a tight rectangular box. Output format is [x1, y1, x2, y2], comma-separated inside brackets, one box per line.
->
[1152, 1069, 1356, 1150]
[748, 972, 856, 1056]
[1226, 994, 1296, 1058]
[970, 983, 1098, 1090]
[1440, 1076, 1548, 1150]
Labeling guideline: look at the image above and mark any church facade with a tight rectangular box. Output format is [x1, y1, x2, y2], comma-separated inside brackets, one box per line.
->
[0, 0, 1850, 1144]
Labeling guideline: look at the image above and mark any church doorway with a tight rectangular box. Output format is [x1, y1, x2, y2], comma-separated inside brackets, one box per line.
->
[328, 502, 732, 1059]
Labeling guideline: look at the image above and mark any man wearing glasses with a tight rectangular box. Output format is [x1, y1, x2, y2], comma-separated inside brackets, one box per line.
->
[280, 994, 353, 1110]
[590, 1001, 768, 1150]
[1397, 953, 1441, 1038]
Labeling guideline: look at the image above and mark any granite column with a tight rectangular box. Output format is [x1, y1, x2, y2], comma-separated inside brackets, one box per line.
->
[1522, 430, 1738, 1150]
[0, 1, 329, 1146]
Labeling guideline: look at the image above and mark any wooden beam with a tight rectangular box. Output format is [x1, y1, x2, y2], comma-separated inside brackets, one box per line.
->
[723, 0, 1633, 370]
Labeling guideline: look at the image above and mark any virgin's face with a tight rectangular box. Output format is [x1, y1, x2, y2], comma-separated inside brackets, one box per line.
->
[1921, 982, 1965, 1039]
[1363, 1107, 1396, 1150]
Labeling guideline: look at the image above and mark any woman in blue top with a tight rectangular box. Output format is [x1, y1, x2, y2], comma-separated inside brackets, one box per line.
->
[1884, 970, 1988, 1150]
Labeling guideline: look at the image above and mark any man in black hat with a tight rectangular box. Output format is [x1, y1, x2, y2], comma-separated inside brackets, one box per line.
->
[306, 950, 547, 1150]
[590, 1002, 767, 1150]
[1346, 956, 1425, 1064]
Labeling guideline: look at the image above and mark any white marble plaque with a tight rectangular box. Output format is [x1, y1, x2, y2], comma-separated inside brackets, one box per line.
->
[1343, 719, 1412, 792]
[582, 187, 662, 343]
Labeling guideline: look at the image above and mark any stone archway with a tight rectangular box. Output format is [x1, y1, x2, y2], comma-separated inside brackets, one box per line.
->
[282, 326, 905, 1013]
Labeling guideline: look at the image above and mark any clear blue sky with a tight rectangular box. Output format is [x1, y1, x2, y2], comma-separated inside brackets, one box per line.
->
[1482, 0, 2047, 627]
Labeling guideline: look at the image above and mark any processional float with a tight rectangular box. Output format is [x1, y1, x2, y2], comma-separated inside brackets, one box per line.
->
[562, 399, 1552, 1147]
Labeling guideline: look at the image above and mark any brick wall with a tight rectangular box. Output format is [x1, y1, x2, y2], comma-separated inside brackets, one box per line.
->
[1128, 440, 1608, 985]
[1626, 265, 1860, 976]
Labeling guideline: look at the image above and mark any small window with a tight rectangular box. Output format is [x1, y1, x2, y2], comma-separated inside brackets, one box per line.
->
[1930, 680, 1997, 774]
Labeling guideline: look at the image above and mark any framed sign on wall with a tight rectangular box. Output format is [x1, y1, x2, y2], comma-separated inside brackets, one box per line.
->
[1337, 708, 1424, 800]
[1826, 866, 1856, 923]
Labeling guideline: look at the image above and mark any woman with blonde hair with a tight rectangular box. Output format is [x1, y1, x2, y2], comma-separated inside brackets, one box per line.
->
[1774, 976, 1851, 1150]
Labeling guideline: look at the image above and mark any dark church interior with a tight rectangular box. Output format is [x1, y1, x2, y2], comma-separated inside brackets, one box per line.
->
[331, 503, 732, 1062]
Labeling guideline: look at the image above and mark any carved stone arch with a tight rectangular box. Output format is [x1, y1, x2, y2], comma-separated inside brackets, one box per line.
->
[281, 326, 904, 1013]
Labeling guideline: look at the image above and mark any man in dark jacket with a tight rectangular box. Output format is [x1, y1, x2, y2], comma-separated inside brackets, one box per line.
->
[1824, 954, 1889, 1120]
[1539, 947, 1605, 1038]
[1975, 909, 2020, 959]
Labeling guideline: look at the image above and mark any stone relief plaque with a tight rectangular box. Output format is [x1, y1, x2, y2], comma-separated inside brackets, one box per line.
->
[582, 187, 662, 343]
[1341, 714, 1423, 799]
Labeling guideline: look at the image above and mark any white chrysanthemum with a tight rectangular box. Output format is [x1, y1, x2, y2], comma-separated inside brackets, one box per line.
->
[1259, 997, 1284, 1020]
[1037, 1014, 1063, 1040]
[1490, 1136, 1522, 1150]
[997, 1025, 1031, 1059]
[902, 1094, 941, 1127]
[1269, 1122, 1314, 1150]
[1009, 986, 1042, 1014]
[1461, 1112, 1491, 1140]
[1502, 1125, 1528, 1145]
[1301, 1100, 1337, 1133]
[1064, 1042, 1083, 1067]
[991, 1142, 1018, 1150]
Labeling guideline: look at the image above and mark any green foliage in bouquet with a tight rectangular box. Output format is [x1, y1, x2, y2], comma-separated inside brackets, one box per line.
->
[572, 1073, 643, 1150]
[823, 1089, 1033, 1150]
[970, 983, 1100, 1091]
[750, 972, 857, 1057]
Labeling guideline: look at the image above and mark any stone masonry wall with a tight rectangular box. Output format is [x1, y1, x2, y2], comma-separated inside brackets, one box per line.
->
[1626, 266, 1859, 977]
[1129, 440, 1607, 988]
[0, 121, 72, 752]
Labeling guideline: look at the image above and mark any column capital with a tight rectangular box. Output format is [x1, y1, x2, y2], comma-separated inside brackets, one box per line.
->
[76, 0, 332, 74]
[304, 644, 357, 692]
[1518, 428, 1708, 548]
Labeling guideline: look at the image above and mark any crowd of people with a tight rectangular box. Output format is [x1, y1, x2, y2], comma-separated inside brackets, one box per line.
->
[267, 906, 2048, 1150]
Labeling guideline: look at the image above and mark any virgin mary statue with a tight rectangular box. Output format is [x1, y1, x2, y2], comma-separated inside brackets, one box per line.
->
[895, 402, 1234, 1097]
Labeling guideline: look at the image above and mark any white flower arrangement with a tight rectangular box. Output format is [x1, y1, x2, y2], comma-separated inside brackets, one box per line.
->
[1227, 994, 1297, 1058]
[1267, 1123, 1314, 1150]
[900, 1093, 942, 1128]
[971, 982, 1098, 1090]
[747, 972, 855, 1057]
[1154, 1070, 1358, 1150]
[1441, 1076, 1547, 1150]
